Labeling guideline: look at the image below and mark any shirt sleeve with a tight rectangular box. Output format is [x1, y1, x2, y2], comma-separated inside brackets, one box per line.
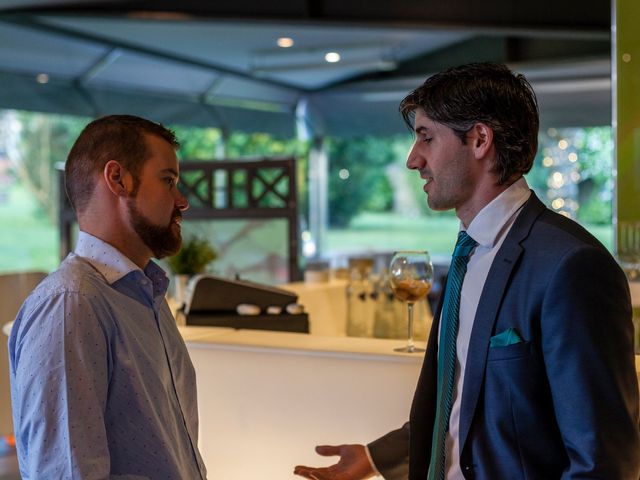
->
[10, 290, 112, 479]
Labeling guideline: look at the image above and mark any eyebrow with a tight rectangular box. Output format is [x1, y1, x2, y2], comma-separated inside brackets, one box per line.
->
[160, 168, 179, 177]
[415, 126, 431, 135]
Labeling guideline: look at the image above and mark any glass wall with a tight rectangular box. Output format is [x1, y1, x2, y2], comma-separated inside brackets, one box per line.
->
[323, 126, 613, 264]
[0, 109, 308, 284]
[0, 110, 87, 273]
[0, 108, 613, 280]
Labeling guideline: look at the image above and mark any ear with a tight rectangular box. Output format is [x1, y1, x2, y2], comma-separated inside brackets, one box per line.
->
[468, 122, 494, 160]
[103, 160, 129, 197]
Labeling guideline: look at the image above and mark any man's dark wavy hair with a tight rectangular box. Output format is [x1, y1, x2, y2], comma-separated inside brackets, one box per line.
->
[399, 62, 539, 185]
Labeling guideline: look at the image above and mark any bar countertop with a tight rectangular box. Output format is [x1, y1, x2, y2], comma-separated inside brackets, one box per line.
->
[179, 325, 426, 361]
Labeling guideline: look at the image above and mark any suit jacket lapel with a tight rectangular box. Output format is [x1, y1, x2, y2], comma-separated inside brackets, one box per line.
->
[457, 192, 546, 450]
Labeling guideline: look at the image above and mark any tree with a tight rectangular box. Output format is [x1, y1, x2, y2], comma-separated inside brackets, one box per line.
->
[529, 127, 613, 225]
[9, 111, 87, 221]
[326, 135, 397, 227]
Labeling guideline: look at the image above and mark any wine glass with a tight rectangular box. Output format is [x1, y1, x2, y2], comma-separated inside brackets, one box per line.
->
[388, 251, 433, 353]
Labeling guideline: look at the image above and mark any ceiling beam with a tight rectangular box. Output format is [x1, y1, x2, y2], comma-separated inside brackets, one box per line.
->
[3, 0, 610, 36]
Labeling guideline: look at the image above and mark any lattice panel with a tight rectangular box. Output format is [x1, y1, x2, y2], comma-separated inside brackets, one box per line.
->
[59, 157, 301, 281]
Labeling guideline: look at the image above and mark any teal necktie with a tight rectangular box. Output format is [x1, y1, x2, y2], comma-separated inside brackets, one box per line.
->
[428, 231, 478, 480]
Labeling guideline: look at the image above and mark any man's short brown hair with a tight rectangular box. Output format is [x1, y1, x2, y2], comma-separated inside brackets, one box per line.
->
[65, 114, 179, 213]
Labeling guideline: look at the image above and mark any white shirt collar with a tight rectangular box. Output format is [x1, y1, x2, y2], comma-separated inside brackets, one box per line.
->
[465, 177, 531, 248]
[74, 231, 141, 285]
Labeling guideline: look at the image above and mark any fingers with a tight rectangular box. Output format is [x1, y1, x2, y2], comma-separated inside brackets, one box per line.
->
[293, 445, 340, 479]
[293, 466, 326, 479]
[315, 444, 343, 456]
[294, 444, 359, 479]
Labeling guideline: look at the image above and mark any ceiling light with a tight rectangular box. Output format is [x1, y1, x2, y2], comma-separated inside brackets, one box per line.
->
[325, 52, 341, 63]
[277, 37, 294, 48]
[36, 73, 49, 84]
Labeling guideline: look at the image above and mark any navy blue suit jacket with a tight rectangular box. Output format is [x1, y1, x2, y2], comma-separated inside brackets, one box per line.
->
[369, 193, 640, 479]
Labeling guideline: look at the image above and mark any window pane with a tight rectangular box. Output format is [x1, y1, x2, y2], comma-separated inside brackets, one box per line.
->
[0, 180, 58, 273]
[0, 110, 86, 273]
[528, 126, 613, 250]
[322, 127, 613, 263]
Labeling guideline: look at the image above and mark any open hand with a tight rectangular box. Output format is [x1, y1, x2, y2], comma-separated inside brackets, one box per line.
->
[294, 444, 376, 480]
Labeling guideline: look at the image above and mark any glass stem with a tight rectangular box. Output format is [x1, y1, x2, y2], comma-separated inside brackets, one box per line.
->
[407, 302, 415, 350]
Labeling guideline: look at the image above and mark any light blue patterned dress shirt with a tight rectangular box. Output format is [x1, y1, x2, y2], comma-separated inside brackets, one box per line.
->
[9, 232, 207, 479]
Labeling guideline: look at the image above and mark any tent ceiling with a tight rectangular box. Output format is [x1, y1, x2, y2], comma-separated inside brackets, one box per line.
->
[0, 1, 612, 137]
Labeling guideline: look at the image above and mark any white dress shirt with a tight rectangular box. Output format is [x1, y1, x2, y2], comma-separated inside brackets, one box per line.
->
[444, 177, 531, 479]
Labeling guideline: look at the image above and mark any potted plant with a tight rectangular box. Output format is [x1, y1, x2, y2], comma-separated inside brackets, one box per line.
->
[168, 236, 217, 306]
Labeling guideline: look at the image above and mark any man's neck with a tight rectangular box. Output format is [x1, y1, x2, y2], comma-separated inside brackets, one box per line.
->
[456, 176, 521, 228]
[78, 222, 151, 270]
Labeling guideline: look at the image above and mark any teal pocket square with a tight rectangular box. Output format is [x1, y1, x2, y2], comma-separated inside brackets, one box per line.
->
[490, 327, 524, 347]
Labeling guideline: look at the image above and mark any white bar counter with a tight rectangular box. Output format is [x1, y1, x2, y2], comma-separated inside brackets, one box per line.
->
[180, 325, 640, 480]
[180, 326, 424, 479]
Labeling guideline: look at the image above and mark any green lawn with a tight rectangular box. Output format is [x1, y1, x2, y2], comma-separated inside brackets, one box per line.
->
[326, 211, 614, 258]
[326, 213, 459, 259]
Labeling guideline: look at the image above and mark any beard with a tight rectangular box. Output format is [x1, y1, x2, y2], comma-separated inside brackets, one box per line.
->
[127, 198, 182, 259]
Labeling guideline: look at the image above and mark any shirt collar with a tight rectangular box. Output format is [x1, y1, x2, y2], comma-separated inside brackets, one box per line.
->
[74, 231, 169, 297]
[465, 177, 531, 248]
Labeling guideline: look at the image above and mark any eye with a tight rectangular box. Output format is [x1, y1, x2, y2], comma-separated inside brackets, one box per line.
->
[164, 177, 177, 188]
[422, 137, 432, 144]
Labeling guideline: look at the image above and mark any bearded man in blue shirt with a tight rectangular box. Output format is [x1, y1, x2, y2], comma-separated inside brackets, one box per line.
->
[9, 115, 208, 479]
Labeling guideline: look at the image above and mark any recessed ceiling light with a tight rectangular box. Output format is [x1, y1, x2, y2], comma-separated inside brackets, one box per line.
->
[325, 52, 341, 63]
[277, 37, 294, 48]
[36, 73, 49, 84]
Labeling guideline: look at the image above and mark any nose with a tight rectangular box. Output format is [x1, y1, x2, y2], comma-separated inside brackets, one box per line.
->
[406, 140, 424, 170]
[175, 188, 189, 212]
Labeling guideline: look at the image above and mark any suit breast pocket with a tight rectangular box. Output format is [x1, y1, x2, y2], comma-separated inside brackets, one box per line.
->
[487, 341, 531, 361]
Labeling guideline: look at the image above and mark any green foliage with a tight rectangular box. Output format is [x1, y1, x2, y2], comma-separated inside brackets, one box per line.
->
[11, 111, 88, 221]
[578, 183, 612, 224]
[171, 125, 222, 159]
[326, 133, 459, 226]
[227, 131, 292, 157]
[573, 127, 614, 224]
[0, 183, 59, 273]
[167, 236, 218, 275]
[530, 126, 613, 225]
[571, 127, 613, 184]
[326, 135, 400, 227]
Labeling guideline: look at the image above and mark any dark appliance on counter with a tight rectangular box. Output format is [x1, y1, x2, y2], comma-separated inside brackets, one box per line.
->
[183, 275, 309, 333]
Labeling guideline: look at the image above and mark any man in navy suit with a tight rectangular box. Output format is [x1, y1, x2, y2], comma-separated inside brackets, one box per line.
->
[295, 63, 640, 479]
